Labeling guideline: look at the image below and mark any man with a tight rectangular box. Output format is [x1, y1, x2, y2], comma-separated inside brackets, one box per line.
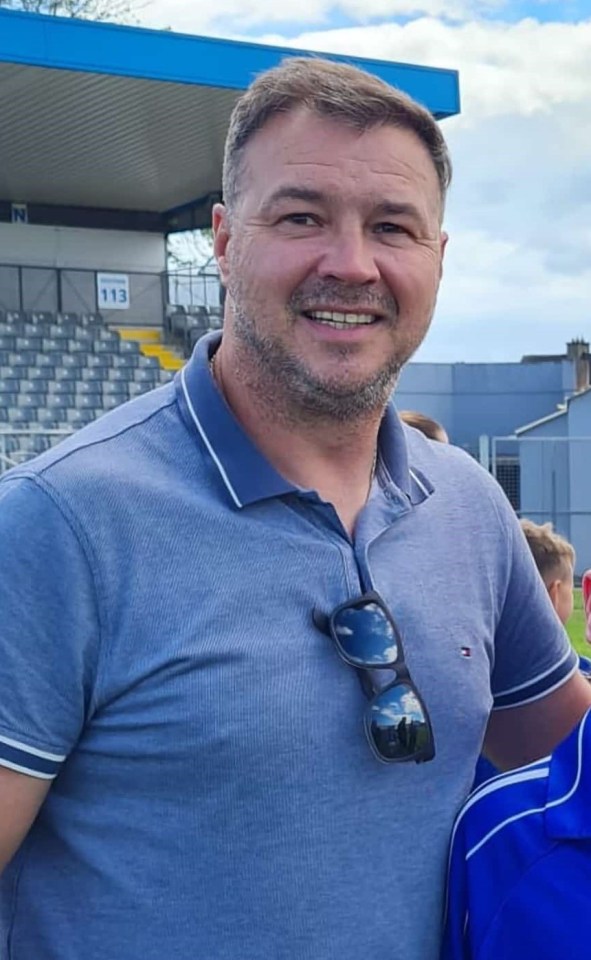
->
[0, 58, 589, 960]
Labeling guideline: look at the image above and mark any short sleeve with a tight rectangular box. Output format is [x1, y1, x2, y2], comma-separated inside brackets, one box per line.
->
[0, 476, 101, 778]
[490, 497, 577, 710]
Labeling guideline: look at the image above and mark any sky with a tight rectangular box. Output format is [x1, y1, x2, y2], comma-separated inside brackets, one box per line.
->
[139, 0, 591, 363]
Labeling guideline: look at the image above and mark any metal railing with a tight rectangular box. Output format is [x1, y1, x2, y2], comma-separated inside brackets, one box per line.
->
[0, 428, 73, 475]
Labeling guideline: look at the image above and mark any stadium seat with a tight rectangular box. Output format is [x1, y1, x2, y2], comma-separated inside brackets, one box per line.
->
[37, 409, 61, 429]
[6, 407, 29, 425]
[66, 408, 93, 428]
[76, 381, 101, 398]
[87, 353, 111, 370]
[138, 355, 160, 370]
[29, 311, 54, 326]
[54, 367, 78, 382]
[128, 382, 150, 398]
[93, 340, 118, 355]
[80, 313, 103, 327]
[112, 354, 138, 369]
[107, 368, 131, 383]
[61, 353, 84, 370]
[81, 367, 104, 382]
[134, 368, 158, 384]
[49, 324, 75, 340]
[0, 365, 20, 379]
[75, 395, 97, 411]
[119, 340, 140, 355]
[20, 379, 48, 395]
[49, 380, 76, 397]
[16, 396, 39, 418]
[74, 328, 95, 346]
[102, 394, 124, 411]
[38, 352, 63, 370]
[67, 340, 90, 355]
[46, 393, 69, 410]
[0, 322, 23, 336]
[28, 366, 54, 381]
[103, 381, 128, 398]
[5, 311, 26, 326]
[18, 434, 49, 456]
[43, 338, 65, 353]
[57, 312, 79, 324]
[98, 330, 119, 344]
[16, 337, 43, 352]
[0, 392, 18, 408]
[0, 336, 16, 352]
[45, 407, 68, 425]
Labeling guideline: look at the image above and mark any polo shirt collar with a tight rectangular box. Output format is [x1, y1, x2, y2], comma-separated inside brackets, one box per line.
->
[545, 707, 591, 839]
[176, 331, 421, 508]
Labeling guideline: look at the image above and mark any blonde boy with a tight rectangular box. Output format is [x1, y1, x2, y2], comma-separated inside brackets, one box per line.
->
[519, 519, 575, 626]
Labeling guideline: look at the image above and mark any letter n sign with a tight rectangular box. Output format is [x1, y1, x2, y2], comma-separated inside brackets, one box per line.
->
[11, 204, 28, 224]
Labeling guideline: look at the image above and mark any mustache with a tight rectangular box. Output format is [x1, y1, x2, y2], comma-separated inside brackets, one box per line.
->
[288, 280, 398, 316]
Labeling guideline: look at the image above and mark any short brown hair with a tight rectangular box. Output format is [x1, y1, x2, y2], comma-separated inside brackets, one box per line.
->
[223, 56, 452, 213]
[520, 519, 575, 581]
[399, 410, 448, 442]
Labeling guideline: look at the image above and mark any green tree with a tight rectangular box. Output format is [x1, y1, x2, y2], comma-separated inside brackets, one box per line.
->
[0, 0, 143, 24]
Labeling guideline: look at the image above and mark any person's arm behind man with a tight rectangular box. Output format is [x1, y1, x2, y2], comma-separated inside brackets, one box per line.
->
[480, 496, 591, 770]
[0, 768, 50, 873]
[484, 670, 591, 770]
[0, 476, 100, 873]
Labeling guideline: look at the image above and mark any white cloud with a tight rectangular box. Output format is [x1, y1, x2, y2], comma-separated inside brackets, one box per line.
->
[140, 1, 509, 33]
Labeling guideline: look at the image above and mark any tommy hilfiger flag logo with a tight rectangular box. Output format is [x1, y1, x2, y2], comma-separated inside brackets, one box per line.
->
[460, 647, 472, 658]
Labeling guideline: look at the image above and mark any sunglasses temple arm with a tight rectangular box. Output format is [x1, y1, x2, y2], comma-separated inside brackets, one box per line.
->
[357, 669, 376, 700]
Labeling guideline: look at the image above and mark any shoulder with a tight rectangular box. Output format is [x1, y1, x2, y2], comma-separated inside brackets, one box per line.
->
[452, 758, 551, 861]
[1, 383, 199, 504]
[403, 422, 511, 503]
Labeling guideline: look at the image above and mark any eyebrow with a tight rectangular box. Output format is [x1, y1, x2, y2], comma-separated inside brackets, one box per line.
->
[373, 201, 423, 221]
[259, 186, 327, 215]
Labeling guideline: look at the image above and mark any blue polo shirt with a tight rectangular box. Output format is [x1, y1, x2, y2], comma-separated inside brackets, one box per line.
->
[0, 332, 577, 960]
[442, 708, 591, 960]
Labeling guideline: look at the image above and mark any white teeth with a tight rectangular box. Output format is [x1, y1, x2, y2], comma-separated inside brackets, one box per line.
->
[307, 311, 376, 326]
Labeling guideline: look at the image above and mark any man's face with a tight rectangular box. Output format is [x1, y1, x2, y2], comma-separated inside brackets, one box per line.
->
[213, 107, 447, 420]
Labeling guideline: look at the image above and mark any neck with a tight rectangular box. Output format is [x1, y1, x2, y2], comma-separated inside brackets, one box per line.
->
[211, 344, 383, 535]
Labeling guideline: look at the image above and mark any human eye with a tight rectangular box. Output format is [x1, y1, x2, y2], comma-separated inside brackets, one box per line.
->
[374, 221, 410, 236]
[280, 212, 319, 226]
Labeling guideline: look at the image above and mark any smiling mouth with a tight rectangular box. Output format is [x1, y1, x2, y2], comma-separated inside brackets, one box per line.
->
[303, 310, 380, 330]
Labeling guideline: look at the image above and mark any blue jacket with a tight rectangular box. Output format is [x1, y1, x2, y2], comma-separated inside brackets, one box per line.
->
[442, 707, 591, 960]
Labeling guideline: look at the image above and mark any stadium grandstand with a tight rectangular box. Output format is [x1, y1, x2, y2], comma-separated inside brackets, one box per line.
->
[0, 7, 459, 471]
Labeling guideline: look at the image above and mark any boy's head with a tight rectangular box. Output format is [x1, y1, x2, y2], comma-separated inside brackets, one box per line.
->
[520, 519, 575, 625]
[399, 410, 449, 444]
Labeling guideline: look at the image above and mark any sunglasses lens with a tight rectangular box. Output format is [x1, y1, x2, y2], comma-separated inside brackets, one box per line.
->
[367, 683, 433, 762]
[332, 600, 398, 667]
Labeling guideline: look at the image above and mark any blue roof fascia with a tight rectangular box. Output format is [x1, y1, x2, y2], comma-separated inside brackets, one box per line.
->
[0, 9, 460, 118]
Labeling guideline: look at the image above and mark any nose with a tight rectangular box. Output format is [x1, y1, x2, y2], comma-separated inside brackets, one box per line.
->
[317, 227, 381, 285]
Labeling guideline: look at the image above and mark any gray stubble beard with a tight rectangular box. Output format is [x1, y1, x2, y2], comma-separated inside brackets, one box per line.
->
[229, 300, 403, 427]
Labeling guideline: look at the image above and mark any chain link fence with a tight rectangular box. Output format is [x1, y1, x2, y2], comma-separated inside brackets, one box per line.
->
[481, 434, 591, 575]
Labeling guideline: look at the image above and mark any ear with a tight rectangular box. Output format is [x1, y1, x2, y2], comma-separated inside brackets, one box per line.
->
[212, 203, 231, 286]
[546, 579, 560, 613]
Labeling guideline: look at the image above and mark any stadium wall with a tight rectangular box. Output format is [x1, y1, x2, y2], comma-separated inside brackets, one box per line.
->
[396, 359, 575, 455]
[0, 224, 166, 325]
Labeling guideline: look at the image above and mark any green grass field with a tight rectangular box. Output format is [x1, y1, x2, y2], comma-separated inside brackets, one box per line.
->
[566, 588, 588, 657]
